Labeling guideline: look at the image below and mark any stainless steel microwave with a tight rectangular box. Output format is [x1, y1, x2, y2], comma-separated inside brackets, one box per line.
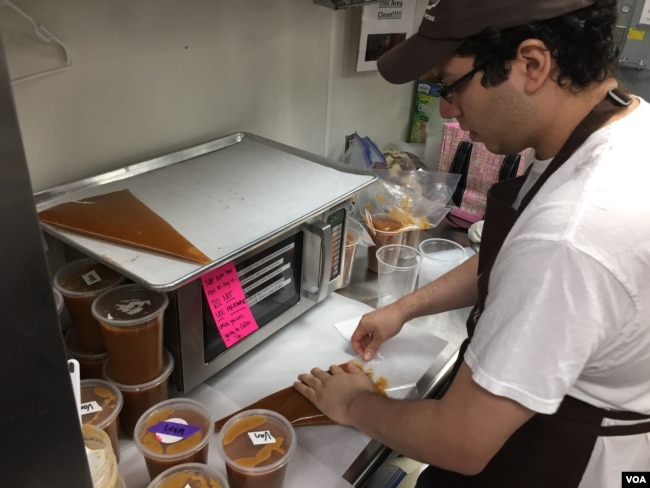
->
[164, 201, 350, 392]
[35, 132, 375, 394]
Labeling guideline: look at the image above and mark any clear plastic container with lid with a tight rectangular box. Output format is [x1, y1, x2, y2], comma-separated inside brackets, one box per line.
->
[66, 329, 109, 379]
[103, 349, 175, 437]
[54, 258, 125, 353]
[80, 378, 124, 463]
[134, 397, 214, 480]
[217, 408, 296, 488]
[147, 462, 229, 488]
[92, 283, 169, 384]
[82, 423, 120, 488]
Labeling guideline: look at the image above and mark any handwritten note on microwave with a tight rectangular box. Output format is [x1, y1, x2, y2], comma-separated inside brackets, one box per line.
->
[201, 262, 259, 347]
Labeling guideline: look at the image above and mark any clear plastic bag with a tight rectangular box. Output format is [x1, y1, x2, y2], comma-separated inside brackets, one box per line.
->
[356, 169, 461, 232]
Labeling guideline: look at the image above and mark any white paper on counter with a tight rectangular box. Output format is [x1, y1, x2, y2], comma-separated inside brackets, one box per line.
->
[204, 292, 449, 486]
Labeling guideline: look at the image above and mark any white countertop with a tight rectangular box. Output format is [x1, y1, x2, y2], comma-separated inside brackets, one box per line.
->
[117, 292, 451, 488]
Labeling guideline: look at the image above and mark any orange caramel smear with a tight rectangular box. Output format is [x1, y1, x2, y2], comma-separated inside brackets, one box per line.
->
[223, 415, 267, 446]
[234, 437, 286, 468]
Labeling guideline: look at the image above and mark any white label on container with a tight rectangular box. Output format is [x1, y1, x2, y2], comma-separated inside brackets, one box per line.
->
[80, 401, 102, 417]
[248, 430, 276, 445]
[151, 417, 200, 444]
[82, 270, 101, 286]
[115, 299, 151, 316]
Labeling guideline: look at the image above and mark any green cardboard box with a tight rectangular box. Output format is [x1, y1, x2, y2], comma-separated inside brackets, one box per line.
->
[409, 81, 440, 143]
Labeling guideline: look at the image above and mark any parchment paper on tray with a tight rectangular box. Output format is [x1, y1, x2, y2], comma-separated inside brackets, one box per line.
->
[38, 189, 211, 264]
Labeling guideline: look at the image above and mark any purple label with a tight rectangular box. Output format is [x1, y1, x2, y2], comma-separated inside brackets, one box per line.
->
[147, 421, 201, 440]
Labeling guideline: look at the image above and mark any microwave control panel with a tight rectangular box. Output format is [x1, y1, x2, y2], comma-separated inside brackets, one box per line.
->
[327, 207, 346, 280]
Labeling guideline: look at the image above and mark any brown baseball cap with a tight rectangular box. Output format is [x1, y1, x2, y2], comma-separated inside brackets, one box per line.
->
[377, 0, 595, 84]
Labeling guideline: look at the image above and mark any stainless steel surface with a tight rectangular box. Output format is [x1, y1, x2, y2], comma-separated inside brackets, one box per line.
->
[337, 222, 471, 487]
[0, 32, 92, 487]
[34, 132, 376, 291]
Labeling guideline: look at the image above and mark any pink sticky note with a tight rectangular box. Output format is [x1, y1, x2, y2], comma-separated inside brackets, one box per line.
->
[201, 262, 259, 348]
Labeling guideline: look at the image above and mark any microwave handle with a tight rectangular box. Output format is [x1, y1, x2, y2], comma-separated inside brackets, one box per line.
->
[304, 220, 332, 302]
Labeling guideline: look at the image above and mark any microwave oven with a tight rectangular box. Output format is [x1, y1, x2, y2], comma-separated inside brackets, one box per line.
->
[35, 132, 375, 394]
[164, 201, 350, 392]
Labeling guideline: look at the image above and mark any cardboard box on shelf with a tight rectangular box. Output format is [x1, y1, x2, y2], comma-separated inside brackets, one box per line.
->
[409, 81, 440, 144]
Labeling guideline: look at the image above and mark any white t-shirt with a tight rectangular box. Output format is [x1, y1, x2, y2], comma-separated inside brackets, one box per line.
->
[464, 96, 650, 488]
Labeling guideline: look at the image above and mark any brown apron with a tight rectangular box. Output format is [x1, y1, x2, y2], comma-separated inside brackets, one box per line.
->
[417, 85, 650, 488]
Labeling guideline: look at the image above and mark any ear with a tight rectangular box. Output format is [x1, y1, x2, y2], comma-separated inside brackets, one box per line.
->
[516, 39, 552, 94]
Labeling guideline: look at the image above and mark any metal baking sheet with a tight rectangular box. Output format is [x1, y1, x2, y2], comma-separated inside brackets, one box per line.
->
[35, 132, 376, 291]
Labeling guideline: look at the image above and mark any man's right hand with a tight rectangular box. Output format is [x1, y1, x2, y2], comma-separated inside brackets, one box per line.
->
[352, 304, 407, 361]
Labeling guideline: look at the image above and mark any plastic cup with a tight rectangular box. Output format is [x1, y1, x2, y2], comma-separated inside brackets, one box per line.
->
[134, 398, 214, 481]
[65, 329, 109, 380]
[147, 462, 229, 488]
[217, 408, 296, 488]
[376, 244, 421, 308]
[54, 258, 125, 353]
[92, 283, 169, 384]
[82, 423, 120, 488]
[417, 238, 466, 288]
[80, 378, 124, 463]
[366, 214, 406, 273]
[103, 349, 174, 438]
[340, 229, 360, 288]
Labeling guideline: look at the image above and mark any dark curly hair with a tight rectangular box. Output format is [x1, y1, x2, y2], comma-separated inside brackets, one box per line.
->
[455, 0, 619, 92]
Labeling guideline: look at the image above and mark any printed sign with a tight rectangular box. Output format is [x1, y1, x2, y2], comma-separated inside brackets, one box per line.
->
[356, 0, 417, 72]
[202, 262, 259, 348]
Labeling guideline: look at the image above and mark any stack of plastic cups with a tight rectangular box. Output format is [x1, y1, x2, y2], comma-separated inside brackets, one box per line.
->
[54, 258, 125, 379]
[91, 284, 174, 439]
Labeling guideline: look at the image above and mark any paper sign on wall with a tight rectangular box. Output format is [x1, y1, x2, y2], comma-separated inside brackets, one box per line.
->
[201, 262, 259, 348]
[356, 0, 417, 72]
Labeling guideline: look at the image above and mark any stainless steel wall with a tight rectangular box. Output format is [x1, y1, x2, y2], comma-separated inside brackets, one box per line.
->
[0, 32, 92, 486]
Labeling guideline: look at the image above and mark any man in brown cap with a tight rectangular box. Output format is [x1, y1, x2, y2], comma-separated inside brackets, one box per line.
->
[296, 1, 650, 486]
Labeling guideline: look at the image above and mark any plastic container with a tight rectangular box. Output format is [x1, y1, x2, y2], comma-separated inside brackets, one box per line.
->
[54, 258, 125, 353]
[217, 409, 296, 488]
[82, 423, 120, 488]
[80, 379, 124, 463]
[365, 214, 406, 273]
[417, 238, 466, 289]
[66, 329, 109, 380]
[92, 283, 169, 384]
[103, 349, 174, 437]
[340, 229, 360, 288]
[134, 397, 214, 480]
[147, 462, 229, 488]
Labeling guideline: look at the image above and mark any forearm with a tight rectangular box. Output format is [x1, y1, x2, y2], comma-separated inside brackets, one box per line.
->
[396, 253, 479, 323]
[346, 392, 481, 474]
[344, 361, 533, 476]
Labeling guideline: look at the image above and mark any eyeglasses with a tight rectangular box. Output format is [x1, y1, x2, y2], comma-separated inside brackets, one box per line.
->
[436, 65, 483, 103]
